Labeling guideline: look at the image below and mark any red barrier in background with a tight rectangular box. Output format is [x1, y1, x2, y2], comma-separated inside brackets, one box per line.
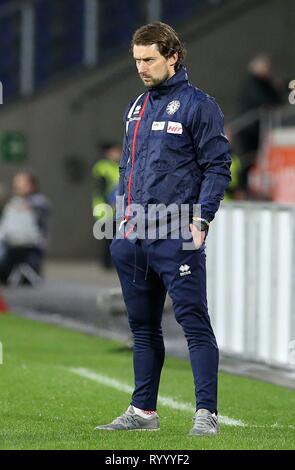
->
[250, 128, 295, 202]
[0, 290, 8, 313]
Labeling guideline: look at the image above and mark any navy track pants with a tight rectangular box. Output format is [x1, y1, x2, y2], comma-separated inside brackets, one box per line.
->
[110, 235, 219, 414]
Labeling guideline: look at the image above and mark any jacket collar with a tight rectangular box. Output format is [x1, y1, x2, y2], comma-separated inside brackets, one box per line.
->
[148, 65, 189, 98]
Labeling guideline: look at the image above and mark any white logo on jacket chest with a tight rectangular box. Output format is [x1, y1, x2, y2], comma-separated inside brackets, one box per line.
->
[166, 100, 180, 115]
[167, 121, 183, 134]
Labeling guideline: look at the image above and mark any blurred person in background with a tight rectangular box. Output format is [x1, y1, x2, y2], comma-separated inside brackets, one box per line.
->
[224, 126, 242, 201]
[0, 171, 50, 285]
[92, 142, 121, 268]
[0, 183, 8, 216]
[237, 54, 283, 196]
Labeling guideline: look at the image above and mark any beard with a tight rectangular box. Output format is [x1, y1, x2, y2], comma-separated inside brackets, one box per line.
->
[140, 71, 170, 88]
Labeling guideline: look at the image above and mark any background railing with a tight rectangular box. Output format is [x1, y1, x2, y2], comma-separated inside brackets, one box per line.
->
[206, 202, 295, 368]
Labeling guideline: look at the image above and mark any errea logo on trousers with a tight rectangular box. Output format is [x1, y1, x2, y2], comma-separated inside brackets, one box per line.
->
[179, 264, 191, 276]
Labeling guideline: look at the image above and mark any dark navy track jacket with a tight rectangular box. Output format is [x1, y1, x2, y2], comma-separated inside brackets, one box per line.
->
[118, 65, 231, 236]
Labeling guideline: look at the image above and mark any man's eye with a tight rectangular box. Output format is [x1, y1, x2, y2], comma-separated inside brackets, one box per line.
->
[135, 59, 154, 65]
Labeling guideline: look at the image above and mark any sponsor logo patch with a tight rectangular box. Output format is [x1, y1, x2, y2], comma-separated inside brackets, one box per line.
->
[167, 121, 183, 134]
[152, 121, 166, 131]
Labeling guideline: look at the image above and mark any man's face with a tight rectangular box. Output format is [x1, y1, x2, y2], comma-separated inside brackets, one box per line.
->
[13, 174, 33, 196]
[106, 146, 122, 163]
[133, 44, 177, 88]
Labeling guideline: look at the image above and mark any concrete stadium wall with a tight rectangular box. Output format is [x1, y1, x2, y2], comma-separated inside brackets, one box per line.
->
[0, 0, 294, 258]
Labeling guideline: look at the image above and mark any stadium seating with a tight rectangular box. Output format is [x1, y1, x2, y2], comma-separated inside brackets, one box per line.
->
[0, 0, 226, 102]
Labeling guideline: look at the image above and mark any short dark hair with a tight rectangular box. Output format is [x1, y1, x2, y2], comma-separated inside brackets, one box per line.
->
[99, 141, 120, 153]
[131, 22, 186, 69]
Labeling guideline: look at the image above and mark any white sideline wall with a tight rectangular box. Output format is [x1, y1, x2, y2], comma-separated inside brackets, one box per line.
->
[206, 202, 295, 368]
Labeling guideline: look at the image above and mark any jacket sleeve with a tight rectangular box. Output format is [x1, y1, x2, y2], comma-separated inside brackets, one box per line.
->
[191, 97, 231, 222]
[118, 103, 132, 196]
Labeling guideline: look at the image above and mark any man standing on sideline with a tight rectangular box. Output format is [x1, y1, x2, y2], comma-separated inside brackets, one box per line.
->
[95, 22, 231, 436]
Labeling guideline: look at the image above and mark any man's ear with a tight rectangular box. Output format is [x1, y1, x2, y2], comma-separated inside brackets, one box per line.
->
[168, 52, 178, 68]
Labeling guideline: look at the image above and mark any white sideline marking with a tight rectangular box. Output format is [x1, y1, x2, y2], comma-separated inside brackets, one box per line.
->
[69, 367, 245, 427]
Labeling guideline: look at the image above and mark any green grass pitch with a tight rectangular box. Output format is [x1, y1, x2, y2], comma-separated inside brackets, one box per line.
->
[0, 314, 295, 450]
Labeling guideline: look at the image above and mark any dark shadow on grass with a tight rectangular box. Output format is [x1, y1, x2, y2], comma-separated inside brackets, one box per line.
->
[107, 345, 133, 355]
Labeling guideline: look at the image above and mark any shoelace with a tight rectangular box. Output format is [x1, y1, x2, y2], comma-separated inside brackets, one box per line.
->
[112, 412, 138, 427]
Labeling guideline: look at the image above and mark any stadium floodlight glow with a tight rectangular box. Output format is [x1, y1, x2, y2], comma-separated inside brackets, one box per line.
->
[0, 81, 3, 105]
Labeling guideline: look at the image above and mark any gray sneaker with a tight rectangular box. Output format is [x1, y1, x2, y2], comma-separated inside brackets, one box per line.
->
[95, 405, 160, 431]
[189, 409, 219, 436]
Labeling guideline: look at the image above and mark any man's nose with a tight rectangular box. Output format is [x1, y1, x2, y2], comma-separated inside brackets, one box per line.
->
[138, 61, 148, 73]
